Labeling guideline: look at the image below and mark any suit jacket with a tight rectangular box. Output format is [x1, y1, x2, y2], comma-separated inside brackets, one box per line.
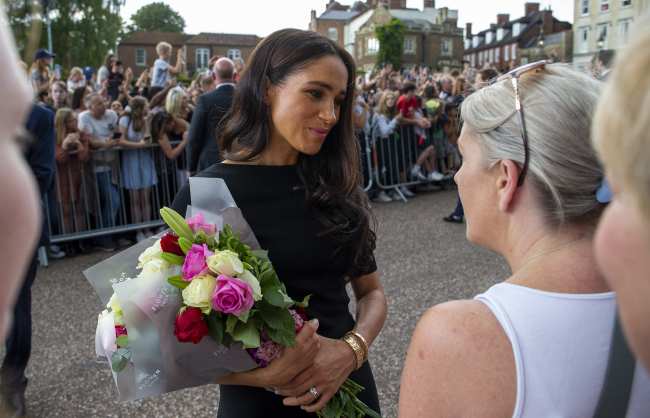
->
[24, 104, 55, 246]
[187, 83, 235, 173]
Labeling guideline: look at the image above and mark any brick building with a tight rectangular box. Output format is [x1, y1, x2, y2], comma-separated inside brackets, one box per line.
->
[310, 0, 464, 72]
[118, 31, 261, 77]
[463, 2, 572, 72]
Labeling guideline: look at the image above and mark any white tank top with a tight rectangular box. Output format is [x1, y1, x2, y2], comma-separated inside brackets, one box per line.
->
[476, 283, 650, 418]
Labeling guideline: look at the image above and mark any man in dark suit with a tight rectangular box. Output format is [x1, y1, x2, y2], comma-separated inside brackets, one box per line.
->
[188, 57, 236, 174]
[0, 104, 55, 417]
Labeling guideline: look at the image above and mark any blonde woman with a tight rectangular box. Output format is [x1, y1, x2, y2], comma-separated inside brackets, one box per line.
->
[593, 18, 650, 371]
[66, 67, 86, 93]
[399, 63, 650, 417]
[54, 108, 90, 233]
[117, 96, 157, 241]
[370, 90, 400, 202]
[164, 86, 190, 184]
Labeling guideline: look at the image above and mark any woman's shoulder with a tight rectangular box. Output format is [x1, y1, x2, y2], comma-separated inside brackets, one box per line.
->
[400, 300, 515, 417]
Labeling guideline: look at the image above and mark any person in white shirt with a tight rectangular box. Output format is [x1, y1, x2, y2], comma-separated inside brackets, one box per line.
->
[399, 62, 650, 417]
[78, 93, 121, 251]
[593, 17, 650, 372]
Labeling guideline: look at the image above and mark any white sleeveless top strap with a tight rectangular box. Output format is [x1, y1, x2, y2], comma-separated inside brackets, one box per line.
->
[475, 282, 650, 418]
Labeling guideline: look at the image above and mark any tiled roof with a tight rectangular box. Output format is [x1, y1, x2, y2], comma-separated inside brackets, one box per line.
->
[318, 9, 361, 21]
[120, 31, 193, 46]
[186, 32, 261, 46]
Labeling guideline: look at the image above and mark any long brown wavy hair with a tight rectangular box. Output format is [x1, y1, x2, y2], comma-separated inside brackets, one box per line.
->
[219, 29, 376, 277]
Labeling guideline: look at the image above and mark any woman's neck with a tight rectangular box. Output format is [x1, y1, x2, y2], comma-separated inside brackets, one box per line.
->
[254, 131, 299, 166]
[504, 229, 610, 294]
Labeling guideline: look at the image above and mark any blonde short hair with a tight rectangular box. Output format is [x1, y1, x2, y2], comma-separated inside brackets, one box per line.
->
[593, 15, 650, 221]
[69, 67, 83, 78]
[156, 41, 172, 56]
[165, 87, 185, 117]
[462, 63, 604, 227]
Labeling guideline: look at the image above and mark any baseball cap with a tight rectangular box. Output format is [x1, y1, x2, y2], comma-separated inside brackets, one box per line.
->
[34, 48, 55, 60]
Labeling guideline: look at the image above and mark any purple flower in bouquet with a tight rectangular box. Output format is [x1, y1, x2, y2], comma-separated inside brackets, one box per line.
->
[187, 212, 217, 236]
[212, 275, 254, 316]
[247, 339, 282, 367]
[182, 244, 213, 281]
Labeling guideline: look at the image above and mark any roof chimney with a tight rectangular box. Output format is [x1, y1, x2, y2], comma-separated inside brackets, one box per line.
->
[525, 2, 540, 16]
[423, 0, 435, 9]
[497, 14, 509, 26]
[465, 22, 472, 38]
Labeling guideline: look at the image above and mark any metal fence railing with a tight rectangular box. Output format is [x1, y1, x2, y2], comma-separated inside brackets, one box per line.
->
[44, 143, 187, 252]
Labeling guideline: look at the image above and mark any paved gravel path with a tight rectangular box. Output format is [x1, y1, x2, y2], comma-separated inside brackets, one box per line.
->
[12, 189, 508, 417]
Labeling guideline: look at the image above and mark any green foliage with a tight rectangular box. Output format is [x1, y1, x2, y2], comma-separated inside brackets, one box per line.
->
[375, 18, 405, 70]
[317, 379, 382, 418]
[5, 0, 124, 68]
[110, 348, 131, 373]
[167, 275, 189, 290]
[128, 2, 185, 33]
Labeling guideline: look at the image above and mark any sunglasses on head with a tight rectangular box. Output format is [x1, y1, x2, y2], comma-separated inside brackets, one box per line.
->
[489, 60, 549, 187]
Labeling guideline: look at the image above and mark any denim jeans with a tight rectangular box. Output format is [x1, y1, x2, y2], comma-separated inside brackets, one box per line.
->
[451, 195, 464, 218]
[95, 171, 120, 229]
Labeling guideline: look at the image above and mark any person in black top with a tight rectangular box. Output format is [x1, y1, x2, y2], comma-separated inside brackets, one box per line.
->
[187, 58, 236, 174]
[172, 29, 386, 417]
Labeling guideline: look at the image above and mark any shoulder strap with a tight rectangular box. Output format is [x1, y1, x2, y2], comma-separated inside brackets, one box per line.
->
[593, 312, 636, 418]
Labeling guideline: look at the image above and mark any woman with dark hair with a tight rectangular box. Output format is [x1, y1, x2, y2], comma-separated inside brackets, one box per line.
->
[71, 86, 91, 114]
[171, 28, 386, 417]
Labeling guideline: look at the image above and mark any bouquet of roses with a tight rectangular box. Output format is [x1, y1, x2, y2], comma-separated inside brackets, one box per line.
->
[86, 177, 378, 417]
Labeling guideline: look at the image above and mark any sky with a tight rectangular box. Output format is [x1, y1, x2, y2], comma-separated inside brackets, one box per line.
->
[120, 1, 575, 37]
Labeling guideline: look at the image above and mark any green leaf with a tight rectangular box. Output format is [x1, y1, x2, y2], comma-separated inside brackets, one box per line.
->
[226, 315, 238, 334]
[178, 237, 193, 254]
[206, 312, 225, 344]
[251, 250, 269, 261]
[257, 301, 294, 332]
[110, 348, 131, 373]
[294, 294, 312, 309]
[265, 323, 296, 347]
[167, 275, 189, 289]
[116, 335, 129, 348]
[231, 319, 260, 349]
[160, 207, 194, 242]
[161, 252, 185, 265]
[263, 287, 294, 309]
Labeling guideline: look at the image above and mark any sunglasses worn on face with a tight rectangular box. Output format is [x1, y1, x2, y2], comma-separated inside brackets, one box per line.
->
[490, 60, 549, 187]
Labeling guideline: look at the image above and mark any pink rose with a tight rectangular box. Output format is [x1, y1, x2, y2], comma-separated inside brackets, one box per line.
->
[187, 212, 217, 236]
[212, 275, 254, 316]
[182, 244, 213, 281]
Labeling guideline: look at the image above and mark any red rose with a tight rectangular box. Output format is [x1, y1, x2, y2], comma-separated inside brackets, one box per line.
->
[115, 325, 128, 337]
[161, 232, 184, 256]
[174, 307, 209, 344]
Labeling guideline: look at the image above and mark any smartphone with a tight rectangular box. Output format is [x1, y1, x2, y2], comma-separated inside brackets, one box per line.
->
[112, 132, 121, 140]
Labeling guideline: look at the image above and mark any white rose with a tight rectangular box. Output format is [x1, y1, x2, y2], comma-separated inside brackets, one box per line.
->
[238, 270, 262, 301]
[182, 275, 217, 314]
[207, 250, 244, 277]
[137, 239, 163, 269]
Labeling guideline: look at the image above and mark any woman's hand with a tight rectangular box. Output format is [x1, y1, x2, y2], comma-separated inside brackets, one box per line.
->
[217, 319, 320, 389]
[277, 336, 356, 413]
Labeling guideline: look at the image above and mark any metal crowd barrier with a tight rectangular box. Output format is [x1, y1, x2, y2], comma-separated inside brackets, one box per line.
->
[365, 124, 455, 202]
[42, 142, 188, 263]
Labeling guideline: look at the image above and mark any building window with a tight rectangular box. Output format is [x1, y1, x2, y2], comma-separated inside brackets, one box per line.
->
[227, 49, 241, 60]
[486, 31, 494, 44]
[327, 27, 338, 42]
[495, 47, 500, 63]
[600, 0, 610, 12]
[578, 26, 590, 53]
[135, 48, 146, 67]
[511, 44, 517, 60]
[471, 53, 476, 67]
[504, 43, 510, 61]
[404, 36, 416, 54]
[513, 23, 526, 37]
[619, 19, 632, 45]
[441, 38, 452, 56]
[581, 0, 590, 15]
[597, 23, 609, 48]
[367, 37, 379, 55]
[521, 57, 529, 65]
[195, 48, 210, 70]
[622, 0, 632, 6]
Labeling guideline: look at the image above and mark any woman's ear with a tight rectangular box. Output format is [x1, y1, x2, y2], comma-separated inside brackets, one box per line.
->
[495, 160, 522, 213]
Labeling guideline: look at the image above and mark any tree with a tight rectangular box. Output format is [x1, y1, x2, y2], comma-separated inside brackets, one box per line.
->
[375, 18, 405, 70]
[5, 0, 124, 69]
[128, 2, 185, 33]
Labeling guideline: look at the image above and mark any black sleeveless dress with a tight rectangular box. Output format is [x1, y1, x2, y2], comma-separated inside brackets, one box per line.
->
[171, 163, 381, 418]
